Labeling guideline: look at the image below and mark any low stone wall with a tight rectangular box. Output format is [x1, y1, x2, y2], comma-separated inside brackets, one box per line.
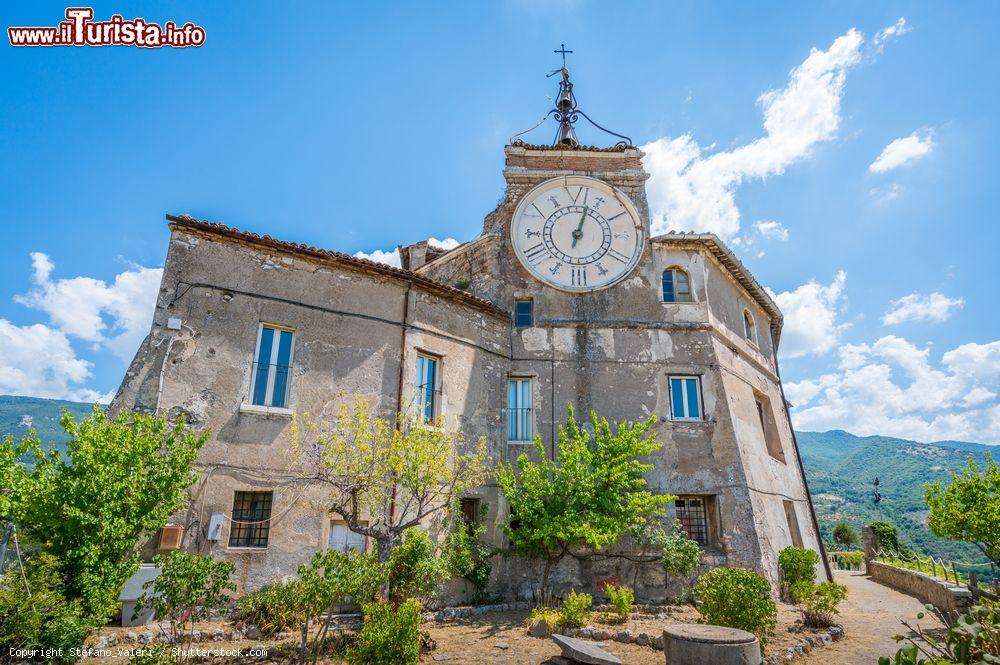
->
[869, 561, 973, 618]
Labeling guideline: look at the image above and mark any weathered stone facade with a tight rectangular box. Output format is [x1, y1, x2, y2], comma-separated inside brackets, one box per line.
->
[111, 141, 828, 602]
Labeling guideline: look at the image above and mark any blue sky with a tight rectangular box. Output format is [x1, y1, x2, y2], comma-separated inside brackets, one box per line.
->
[1, 2, 997, 443]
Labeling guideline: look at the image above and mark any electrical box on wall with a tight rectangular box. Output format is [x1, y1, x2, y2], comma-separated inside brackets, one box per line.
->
[166, 317, 182, 330]
[207, 512, 224, 541]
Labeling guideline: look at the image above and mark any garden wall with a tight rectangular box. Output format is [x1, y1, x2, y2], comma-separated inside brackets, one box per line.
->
[868, 561, 973, 618]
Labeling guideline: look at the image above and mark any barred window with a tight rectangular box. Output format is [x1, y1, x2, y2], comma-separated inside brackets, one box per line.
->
[675, 497, 708, 546]
[507, 377, 533, 441]
[228, 491, 272, 548]
[251, 324, 294, 408]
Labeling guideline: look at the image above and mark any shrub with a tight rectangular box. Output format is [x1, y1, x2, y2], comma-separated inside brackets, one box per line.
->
[560, 591, 593, 629]
[661, 521, 701, 578]
[879, 602, 1000, 664]
[388, 529, 448, 603]
[443, 512, 493, 603]
[0, 553, 93, 658]
[778, 546, 819, 601]
[869, 521, 905, 555]
[693, 567, 777, 651]
[234, 580, 305, 638]
[527, 608, 562, 636]
[834, 551, 864, 570]
[802, 582, 848, 628]
[349, 598, 422, 665]
[603, 585, 634, 624]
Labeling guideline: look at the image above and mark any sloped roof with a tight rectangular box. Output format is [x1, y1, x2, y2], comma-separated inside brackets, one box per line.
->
[165, 215, 509, 320]
[651, 232, 784, 334]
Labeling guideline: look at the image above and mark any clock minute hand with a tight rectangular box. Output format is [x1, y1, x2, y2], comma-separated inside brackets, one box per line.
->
[571, 207, 589, 248]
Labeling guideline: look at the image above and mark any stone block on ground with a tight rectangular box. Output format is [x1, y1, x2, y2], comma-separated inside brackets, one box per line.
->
[551, 634, 622, 665]
[662, 624, 761, 665]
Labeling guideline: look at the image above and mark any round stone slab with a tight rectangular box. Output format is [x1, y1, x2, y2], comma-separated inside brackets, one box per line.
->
[662, 624, 761, 665]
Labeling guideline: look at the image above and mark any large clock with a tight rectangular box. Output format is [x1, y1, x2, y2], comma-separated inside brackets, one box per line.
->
[510, 176, 644, 292]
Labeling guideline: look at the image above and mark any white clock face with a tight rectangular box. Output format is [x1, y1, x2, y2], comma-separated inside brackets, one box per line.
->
[510, 176, 644, 292]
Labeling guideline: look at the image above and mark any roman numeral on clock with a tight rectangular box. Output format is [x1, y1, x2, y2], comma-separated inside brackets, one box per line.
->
[607, 248, 630, 263]
[571, 267, 588, 287]
[524, 243, 549, 265]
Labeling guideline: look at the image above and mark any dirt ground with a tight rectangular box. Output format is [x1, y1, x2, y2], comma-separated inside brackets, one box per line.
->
[82, 570, 936, 664]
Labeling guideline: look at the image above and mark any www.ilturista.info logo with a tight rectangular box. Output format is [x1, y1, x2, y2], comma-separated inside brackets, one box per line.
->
[8, 7, 205, 48]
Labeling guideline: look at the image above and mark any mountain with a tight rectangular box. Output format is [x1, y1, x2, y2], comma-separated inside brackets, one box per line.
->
[0, 394, 95, 450]
[797, 430, 996, 578]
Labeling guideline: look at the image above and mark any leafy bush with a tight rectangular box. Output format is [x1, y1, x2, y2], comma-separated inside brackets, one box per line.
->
[560, 591, 593, 629]
[879, 602, 1000, 664]
[443, 513, 493, 603]
[693, 567, 777, 651]
[135, 551, 235, 646]
[925, 454, 1000, 568]
[778, 546, 819, 601]
[662, 521, 701, 577]
[527, 608, 562, 636]
[234, 580, 305, 638]
[870, 521, 905, 555]
[832, 521, 860, 549]
[603, 585, 634, 624]
[802, 582, 848, 628]
[349, 598, 422, 665]
[388, 529, 448, 602]
[833, 551, 864, 570]
[0, 553, 93, 658]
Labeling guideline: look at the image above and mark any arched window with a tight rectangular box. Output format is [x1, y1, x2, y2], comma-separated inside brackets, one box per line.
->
[743, 309, 756, 344]
[662, 269, 693, 303]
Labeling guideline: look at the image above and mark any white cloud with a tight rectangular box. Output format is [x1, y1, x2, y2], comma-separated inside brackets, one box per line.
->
[882, 292, 964, 326]
[0, 319, 104, 402]
[869, 182, 904, 205]
[767, 271, 849, 358]
[873, 17, 910, 51]
[353, 249, 401, 268]
[642, 29, 865, 239]
[15, 253, 162, 362]
[753, 220, 789, 241]
[353, 237, 459, 268]
[869, 129, 934, 173]
[788, 337, 1000, 444]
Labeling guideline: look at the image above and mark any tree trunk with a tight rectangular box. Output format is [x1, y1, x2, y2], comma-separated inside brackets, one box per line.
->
[377, 535, 394, 599]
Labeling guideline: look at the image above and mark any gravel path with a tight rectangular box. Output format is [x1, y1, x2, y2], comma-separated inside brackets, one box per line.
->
[796, 569, 945, 664]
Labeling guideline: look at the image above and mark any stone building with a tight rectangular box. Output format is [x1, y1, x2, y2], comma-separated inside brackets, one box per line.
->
[111, 71, 829, 600]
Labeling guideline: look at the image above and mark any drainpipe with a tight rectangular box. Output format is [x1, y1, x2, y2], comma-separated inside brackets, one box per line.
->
[772, 323, 833, 581]
[389, 281, 413, 527]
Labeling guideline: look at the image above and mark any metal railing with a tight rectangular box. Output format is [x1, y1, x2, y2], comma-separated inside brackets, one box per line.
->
[507, 407, 533, 442]
[873, 547, 998, 592]
[249, 361, 291, 408]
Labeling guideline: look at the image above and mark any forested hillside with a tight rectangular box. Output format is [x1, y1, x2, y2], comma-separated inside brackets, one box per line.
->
[0, 394, 95, 450]
[798, 430, 995, 575]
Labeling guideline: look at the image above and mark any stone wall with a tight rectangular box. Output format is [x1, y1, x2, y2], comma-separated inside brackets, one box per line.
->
[868, 561, 973, 618]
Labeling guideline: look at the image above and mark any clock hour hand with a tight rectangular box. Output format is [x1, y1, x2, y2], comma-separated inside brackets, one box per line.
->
[571, 207, 588, 248]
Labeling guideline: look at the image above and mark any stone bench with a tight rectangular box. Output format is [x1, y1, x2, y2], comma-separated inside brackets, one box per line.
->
[662, 624, 761, 665]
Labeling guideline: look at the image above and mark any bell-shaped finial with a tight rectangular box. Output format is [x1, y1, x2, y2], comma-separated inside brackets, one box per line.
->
[557, 73, 574, 113]
[555, 122, 578, 148]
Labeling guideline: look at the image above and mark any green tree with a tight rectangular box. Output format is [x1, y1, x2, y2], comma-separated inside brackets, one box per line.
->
[925, 454, 1000, 567]
[292, 397, 490, 575]
[135, 552, 236, 650]
[9, 408, 207, 621]
[832, 521, 860, 549]
[496, 405, 672, 590]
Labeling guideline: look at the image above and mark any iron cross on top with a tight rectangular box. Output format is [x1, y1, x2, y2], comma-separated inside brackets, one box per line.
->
[554, 43, 573, 68]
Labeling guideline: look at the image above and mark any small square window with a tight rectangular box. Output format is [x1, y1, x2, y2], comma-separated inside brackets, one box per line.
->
[228, 491, 272, 548]
[675, 497, 708, 546]
[669, 376, 702, 421]
[515, 299, 534, 328]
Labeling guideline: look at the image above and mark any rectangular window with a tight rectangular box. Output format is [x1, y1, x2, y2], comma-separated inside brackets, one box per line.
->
[783, 500, 804, 548]
[328, 521, 367, 553]
[228, 491, 272, 548]
[251, 324, 294, 408]
[507, 377, 533, 441]
[415, 354, 439, 423]
[669, 376, 702, 421]
[515, 299, 534, 328]
[755, 392, 786, 463]
[675, 497, 708, 546]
